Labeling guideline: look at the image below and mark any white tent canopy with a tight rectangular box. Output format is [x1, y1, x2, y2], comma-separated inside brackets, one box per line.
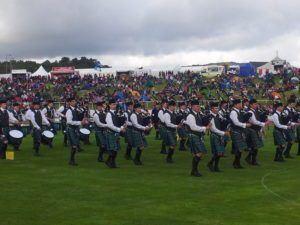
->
[31, 65, 49, 77]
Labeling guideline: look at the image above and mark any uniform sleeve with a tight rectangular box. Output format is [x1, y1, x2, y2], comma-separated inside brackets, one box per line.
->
[41, 111, 50, 126]
[8, 111, 19, 124]
[249, 111, 265, 127]
[210, 117, 225, 136]
[272, 114, 288, 130]
[158, 110, 165, 123]
[230, 111, 247, 128]
[93, 113, 107, 128]
[164, 113, 177, 128]
[66, 109, 81, 126]
[105, 113, 121, 132]
[131, 114, 147, 130]
[28, 111, 41, 130]
[186, 114, 206, 132]
[56, 106, 65, 117]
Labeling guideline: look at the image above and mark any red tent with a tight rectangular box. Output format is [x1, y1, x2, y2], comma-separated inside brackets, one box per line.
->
[51, 66, 79, 76]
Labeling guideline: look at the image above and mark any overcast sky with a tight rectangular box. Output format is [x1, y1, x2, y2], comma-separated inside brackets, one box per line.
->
[1, 0, 300, 67]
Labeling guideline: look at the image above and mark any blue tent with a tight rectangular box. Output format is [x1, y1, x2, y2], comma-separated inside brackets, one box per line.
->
[239, 63, 256, 77]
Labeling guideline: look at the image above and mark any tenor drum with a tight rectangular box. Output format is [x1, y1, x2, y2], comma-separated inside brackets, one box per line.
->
[79, 128, 91, 142]
[41, 130, 54, 145]
[9, 130, 24, 145]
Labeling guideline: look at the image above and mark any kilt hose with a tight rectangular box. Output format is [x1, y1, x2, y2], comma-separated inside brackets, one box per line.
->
[131, 129, 147, 149]
[210, 133, 225, 155]
[230, 128, 248, 153]
[187, 132, 207, 154]
[95, 128, 107, 148]
[106, 130, 120, 152]
[273, 128, 286, 146]
[32, 128, 42, 150]
[164, 128, 177, 147]
[247, 128, 264, 149]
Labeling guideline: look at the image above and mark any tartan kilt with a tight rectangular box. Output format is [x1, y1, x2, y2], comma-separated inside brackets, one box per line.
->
[164, 128, 177, 147]
[177, 127, 187, 139]
[297, 126, 300, 143]
[230, 129, 248, 153]
[67, 127, 79, 146]
[159, 125, 166, 141]
[210, 133, 225, 155]
[283, 128, 296, 143]
[273, 129, 286, 146]
[187, 133, 207, 154]
[106, 130, 120, 152]
[247, 128, 264, 149]
[124, 127, 133, 145]
[95, 128, 107, 147]
[131, 129, 147, 148]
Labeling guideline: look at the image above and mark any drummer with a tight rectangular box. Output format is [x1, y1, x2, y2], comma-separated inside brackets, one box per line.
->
[8, 102, 25, 151]
[56, 99, 70, 147]
[42, 99, 59, 135]
[27, 100, 51, 156]
[0, 99, 17, 158]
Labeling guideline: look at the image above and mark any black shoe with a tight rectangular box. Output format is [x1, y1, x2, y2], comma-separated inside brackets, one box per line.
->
[191, 170, 202, 177]
[214, 167, 221, 172]
[105, 160, 113, 168]
[124, 154, 132, 160]
[34, 152, 40, 157]
[160, 149, 167, 154]
[207, 162, 214, 172]
[69, 161, 78, 166]
[97, 157, 104, 162]
[284, 154, 294, 159]
[252, 161, 260, 166]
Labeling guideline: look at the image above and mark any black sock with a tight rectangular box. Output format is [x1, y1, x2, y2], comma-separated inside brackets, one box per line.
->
[284, 142, 292, 156]
[214, 156, 220, 169]
[252, 149, 258, 164]
[70, 147, 76, 162]
[135, 148, 142, 161]
[161, 142, 166, 151]
[126, 145, 132, 156]
[156, 131, 159, 139]
[167, 148, 174, 160]
[179, 140, 185, 150]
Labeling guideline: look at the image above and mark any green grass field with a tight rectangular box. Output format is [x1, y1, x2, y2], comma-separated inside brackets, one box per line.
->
[0, 129, 300, 225]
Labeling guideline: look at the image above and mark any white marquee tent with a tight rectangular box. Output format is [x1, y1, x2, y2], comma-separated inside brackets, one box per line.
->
[31, 65, 49, 77]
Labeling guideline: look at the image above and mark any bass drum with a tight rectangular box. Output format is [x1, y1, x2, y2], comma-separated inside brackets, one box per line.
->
[41, 130, 54, 145]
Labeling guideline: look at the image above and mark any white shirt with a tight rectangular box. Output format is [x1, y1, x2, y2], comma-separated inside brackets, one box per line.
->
[105, 110, 123, 133]
[27, 109, 50, 130]
[164, 110, 178, 129]
[130, 113, 147, 131]
[249, 109, 265, 127]
[185, 111, 206, 133]
[66, 107, 81, 126]
[282, 107, 296, 126]
[56, 105, 67, 118]
[229, 108, 247, 129]
[158, 108, 166, 123]
[41, 107, 58, 119]
[210, 112, 225, 136]
[272, 111, 288, 130]
[125, 110, 132, 126]
[93, 110, 107, 128]
[8, 110, 23, 126]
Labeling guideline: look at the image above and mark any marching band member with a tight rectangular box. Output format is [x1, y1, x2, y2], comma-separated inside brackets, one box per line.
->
[177, 102, 188, 151]
[296, 102, 300, 156]
[124, 101, 134, 160]
[130, 102, 152, 165]
[272, 102, 291, 162]
[27, 100, 51, 156]
[246, 99, 270, 165]
[185, 99, 210, 177]
[163, 100, 180, 163]
[105, 99, 126, 168]
[93, 101, 107, 162]
[207, 102, 230, 172]
[66, 97, 89, 165]
[281, 98, 297, 158]
[229, 99, 251, 169]
[42, 100, 58, 135]
[56, 99, 70, 146]
[151, 101, 160, 140]
[158, 99, 168, 154]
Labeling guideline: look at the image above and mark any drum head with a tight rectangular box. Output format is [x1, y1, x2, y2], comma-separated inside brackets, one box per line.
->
[42, 130, 54, 138]
[80, 128, 91, 135]
[9, 130, 24, 139]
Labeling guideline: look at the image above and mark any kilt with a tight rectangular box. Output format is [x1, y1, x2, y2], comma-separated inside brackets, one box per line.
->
[210, 133, 225, 155]
[105, 130, 120, 152]
[1, 127, 10, 138]
[95, 128, 107, 147]
[273, 129, 286, 146]
[247, 128, 264, 149]
[164, 128, 177, 147]
[283, 128, 296, 143]
[32, 128, 42, 145]
[297, 126, 300, 143]
[159, 125, 166, 141]
[67, 127, 80, 146]
[131, 129, 147, 148]
[187, 133, 207, 154]
[124, 127, 133, 145]
[230, 128, 248, 153]
[177, 127, 187, 139]
[244, 128, 252, 148]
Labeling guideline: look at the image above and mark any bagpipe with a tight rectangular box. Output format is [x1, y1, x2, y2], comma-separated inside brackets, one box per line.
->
[140, 111, 152, 135]
[241, 110, 252, 123]
[257, 109, 269, 123]
[200, 110, 213, 126]
[219, 110, 230, 131]
[175, 110, 188, 125]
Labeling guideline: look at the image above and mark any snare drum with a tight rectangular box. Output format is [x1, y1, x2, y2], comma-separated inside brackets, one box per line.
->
[41, 130, 54, 145]
[79, 128, 91, 142]
[9, 130, 24, 145]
